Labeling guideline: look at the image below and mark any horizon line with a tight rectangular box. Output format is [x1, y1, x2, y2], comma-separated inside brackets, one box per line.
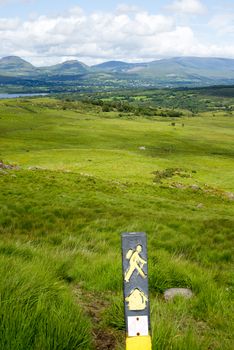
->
[1, 55, 234, 68]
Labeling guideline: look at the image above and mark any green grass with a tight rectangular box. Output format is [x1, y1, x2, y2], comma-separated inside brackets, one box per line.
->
[0, 254, 92, 350]
[0, 96, 233, 349]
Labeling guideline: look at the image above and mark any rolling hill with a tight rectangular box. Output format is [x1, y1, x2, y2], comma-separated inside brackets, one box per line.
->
[1, 55, 234, 90]
[136, 57, 234, 80]
[0, 56, 38, 76]
[40, 60, 89, 76]
[91, 60, 147, 73]
[92, 57, 234, 83]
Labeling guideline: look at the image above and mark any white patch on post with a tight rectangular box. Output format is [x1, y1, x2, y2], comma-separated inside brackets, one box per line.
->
[127, 316, 149, 337]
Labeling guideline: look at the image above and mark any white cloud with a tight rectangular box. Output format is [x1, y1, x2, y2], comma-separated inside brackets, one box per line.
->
[0, 17, 19, 30]
[209, 13, 234, 35]
[0, 5, 234, 66]
[167, 0, 206, 15]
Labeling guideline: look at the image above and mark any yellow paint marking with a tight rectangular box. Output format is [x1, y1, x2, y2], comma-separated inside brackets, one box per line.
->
[125, 245, 147, 282]
[125, 288, 148, 311]
[126, 335, 152, 350]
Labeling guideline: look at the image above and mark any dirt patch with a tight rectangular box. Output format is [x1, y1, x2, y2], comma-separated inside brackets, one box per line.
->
[152, 168, 192, 183]
[93, 328, 116, 350]
[74, 286, 118, 350]
[0, 160, 20, 170]
[169, 182, 234, 201]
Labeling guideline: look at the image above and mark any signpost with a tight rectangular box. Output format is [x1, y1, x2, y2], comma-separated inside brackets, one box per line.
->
[121, 232, 152, 350]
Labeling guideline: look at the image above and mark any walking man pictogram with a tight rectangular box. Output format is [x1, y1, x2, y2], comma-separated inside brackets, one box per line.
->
[125, 245, 147, 282]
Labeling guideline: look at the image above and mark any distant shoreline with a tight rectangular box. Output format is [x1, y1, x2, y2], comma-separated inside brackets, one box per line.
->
[0, 93, 48, 99]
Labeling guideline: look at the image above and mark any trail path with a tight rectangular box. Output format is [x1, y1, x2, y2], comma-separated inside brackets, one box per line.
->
[74, 286, 121, 350]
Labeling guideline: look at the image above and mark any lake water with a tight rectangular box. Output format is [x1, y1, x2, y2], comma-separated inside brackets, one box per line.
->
[0, 93, 48, 99]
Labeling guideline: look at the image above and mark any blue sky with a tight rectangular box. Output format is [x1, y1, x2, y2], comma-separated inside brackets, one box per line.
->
[0, 0, 225, 17]
[0, 0, 234, 65]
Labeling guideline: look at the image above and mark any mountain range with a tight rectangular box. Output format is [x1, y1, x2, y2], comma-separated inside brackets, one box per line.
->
[1, 56, 234, 90]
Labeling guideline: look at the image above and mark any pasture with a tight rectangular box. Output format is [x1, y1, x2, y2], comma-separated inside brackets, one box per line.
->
[0, 96, 233, 349]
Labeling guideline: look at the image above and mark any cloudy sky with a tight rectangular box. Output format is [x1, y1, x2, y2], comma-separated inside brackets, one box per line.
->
[0, 0, 234, 66]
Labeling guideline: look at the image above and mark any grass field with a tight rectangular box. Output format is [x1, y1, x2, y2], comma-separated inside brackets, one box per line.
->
[0, 96, 233, 349]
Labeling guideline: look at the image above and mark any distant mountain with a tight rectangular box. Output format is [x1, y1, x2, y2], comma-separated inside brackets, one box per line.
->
[0, 56, 37, 76]
[92, 57, 234, 82]
[0, 57, 88, 77]
[136, 57, 234, 80]
[1, 55, 234, 89]
[91, 60, 147, 73]
[41, 60, 89, 75]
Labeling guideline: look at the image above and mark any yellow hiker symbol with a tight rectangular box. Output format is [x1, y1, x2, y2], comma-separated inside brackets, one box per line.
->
[125, 245, 147, 282]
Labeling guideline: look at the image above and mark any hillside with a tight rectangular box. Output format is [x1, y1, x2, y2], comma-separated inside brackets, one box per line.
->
[0, 94, 233, 349]
[136, 57, 234, 82]
[40, 60, 89, 75]
[0, 56, 38, 76]
[91, 60, 147, 73]
[1, 56, 234, 91]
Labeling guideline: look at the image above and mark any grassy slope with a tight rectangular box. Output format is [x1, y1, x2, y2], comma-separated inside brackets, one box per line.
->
[0, 97, 233, 349]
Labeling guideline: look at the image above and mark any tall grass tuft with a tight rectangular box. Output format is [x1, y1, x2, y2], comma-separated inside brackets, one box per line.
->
[0, 255, 92, 350]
